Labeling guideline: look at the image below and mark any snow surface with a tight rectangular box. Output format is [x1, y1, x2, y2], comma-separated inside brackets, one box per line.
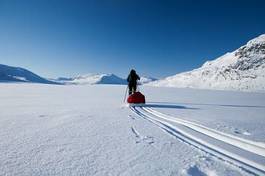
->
[149, 34, 265, 92]
[0, 83, 264, 176]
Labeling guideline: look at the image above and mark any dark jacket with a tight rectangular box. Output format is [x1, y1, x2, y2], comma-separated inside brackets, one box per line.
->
[127, 70, 140, 86]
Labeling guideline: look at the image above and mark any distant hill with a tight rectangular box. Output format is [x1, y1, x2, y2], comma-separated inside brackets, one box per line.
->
[55, 74, 157, 85]
[139, 76, 158, 84]
[55, 74, 127, 85]
[0, 64, 156, 86]
[0, 64, 57, 84]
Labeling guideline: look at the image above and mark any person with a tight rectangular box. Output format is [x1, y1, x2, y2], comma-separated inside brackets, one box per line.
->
[127, 69, 140, 95]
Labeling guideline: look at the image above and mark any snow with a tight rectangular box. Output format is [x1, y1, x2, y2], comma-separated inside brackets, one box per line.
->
[12, 76, 28, 82]
[0, 83, 264, 175]
[149, 34, 265, 92]
[247, 34, 265, 46]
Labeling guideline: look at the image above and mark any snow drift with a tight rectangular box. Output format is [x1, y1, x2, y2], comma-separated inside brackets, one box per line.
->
[149, 34, 265, 92]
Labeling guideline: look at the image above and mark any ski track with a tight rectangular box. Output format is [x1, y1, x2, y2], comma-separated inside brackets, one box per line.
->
[129, 105, 265, 176]
[144, 107, 265, 156]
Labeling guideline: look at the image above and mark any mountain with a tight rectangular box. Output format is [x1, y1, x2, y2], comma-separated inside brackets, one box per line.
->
[0, 64, 57, 84]
[149, 34, 265, 92]
[139, 76, 158, 84]
[56, 73, 127, 85]
[56, 74, 157, 85]
[0, 64, 156, 86]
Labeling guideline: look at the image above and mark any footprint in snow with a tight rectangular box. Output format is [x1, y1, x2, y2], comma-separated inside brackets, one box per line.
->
[128, 115, 135, 120]
[217, 124, 252, 136]
[184, 165, 207, 176]
[143, 136, 155, 144]
[131, 127, 154, 144]
[234, 128, 251, 136]
[242, 131, 251, 135]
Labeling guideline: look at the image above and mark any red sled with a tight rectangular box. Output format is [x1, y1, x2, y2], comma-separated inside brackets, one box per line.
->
[127, 92, 146, 104]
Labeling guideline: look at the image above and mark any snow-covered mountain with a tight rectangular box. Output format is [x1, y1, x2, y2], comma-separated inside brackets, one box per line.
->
[139, 76, 158, 84]
[56, 73, 127, 85]
[0, 64, 57, 84]
[149, 34, 265, 92]
[0, 64, 155, 86]
[56, 74, 156, 85]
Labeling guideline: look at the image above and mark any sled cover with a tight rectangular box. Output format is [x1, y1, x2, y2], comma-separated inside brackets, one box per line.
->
[127, 92, 146, 104]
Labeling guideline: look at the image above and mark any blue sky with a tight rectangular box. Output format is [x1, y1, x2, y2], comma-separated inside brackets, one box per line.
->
[0, 0, 265, 78]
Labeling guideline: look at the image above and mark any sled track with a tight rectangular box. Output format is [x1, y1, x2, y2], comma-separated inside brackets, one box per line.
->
[129, 105, 265, 176]
[144, 107, 265, 156]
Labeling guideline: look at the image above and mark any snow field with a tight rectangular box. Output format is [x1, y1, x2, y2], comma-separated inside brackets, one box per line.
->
[0, 83, 264, 175]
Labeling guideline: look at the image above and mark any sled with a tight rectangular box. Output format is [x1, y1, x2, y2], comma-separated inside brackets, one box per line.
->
[127, 92, 146, 104]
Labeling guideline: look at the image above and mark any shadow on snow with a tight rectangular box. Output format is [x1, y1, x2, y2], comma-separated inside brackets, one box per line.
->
[147, 102, 265, 109]
[132, 103, 199, 110]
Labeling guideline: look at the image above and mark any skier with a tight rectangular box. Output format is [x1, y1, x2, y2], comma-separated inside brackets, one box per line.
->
[127, 69, 140, 95]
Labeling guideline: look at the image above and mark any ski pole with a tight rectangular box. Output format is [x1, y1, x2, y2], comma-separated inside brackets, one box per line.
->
[123, 85, 128, 103]
[137, 81, 140, 92]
